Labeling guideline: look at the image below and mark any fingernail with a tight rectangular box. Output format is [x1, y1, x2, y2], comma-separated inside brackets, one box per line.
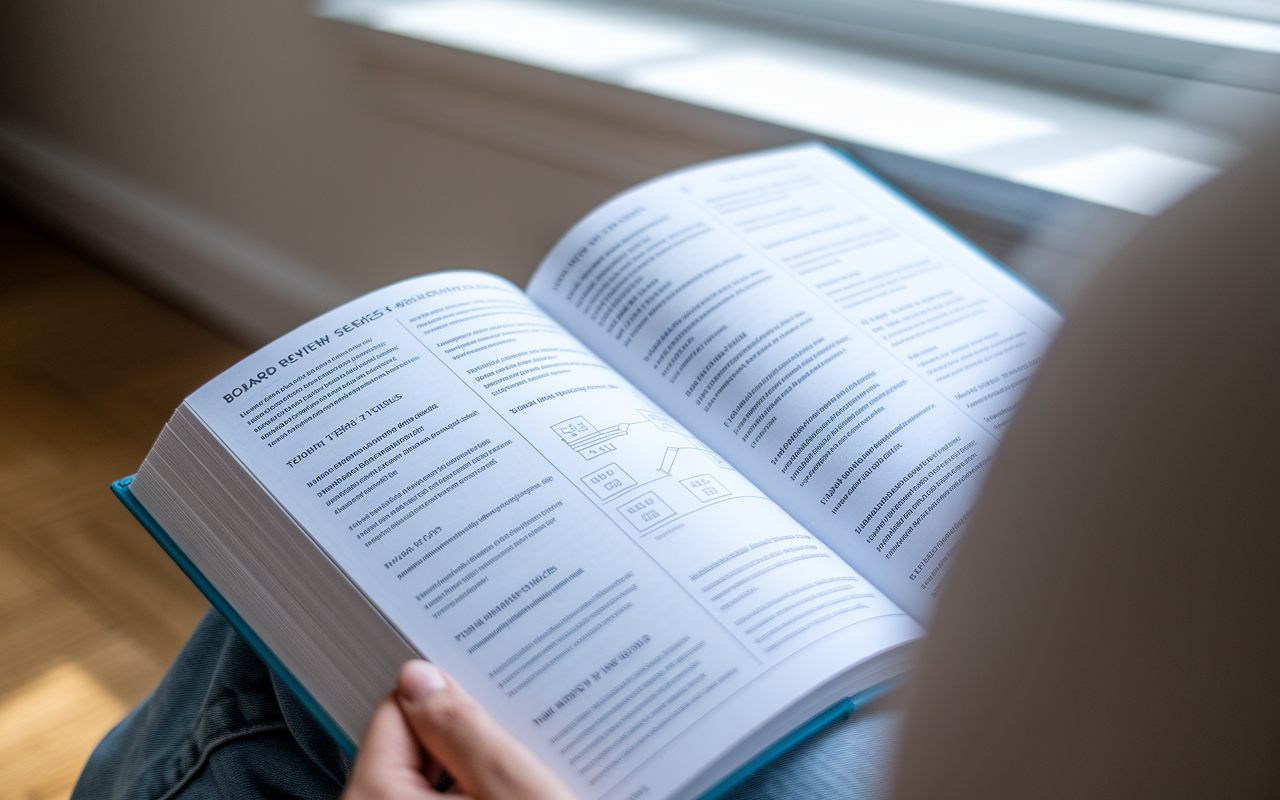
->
[399, 660, 448, 701]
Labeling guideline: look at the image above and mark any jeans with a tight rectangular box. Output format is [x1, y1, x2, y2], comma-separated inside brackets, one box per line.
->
[72, 609, 900, 800]
[71, 609, 350, 800]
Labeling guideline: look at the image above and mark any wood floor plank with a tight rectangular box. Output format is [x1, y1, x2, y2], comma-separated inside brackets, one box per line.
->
[0, 211, 252, 797]
[28, 510, 211, 655]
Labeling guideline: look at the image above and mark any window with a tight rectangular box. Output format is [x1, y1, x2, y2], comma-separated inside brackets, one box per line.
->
[678, 0, 1280, 97]
[321, 0, 1244, 214]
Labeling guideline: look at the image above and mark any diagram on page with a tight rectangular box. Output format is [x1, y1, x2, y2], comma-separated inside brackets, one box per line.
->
[547, 408, 742, 536]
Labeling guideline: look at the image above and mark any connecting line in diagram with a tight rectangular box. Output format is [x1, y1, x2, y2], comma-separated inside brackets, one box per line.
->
[657, 445, 731, 475]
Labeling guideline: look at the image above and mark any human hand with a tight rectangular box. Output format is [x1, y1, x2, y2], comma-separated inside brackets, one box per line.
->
[342, 660, 578, 800]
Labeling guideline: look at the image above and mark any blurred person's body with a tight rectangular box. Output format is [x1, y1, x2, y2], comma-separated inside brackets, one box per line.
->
[889, 119, 1280, 800]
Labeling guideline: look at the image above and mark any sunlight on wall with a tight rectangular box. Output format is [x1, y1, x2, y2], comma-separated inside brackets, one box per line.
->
[628, 53, 1058, 158]
[374, 0, 699, 72]
[1013, 145, 1220, 211]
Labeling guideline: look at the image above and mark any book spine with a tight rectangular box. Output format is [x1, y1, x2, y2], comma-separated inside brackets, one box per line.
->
[111, 476, 357, 757]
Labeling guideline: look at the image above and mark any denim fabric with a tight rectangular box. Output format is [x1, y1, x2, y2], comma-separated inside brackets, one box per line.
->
[71, 609, 350, 800]
[73, 608, 901, 800]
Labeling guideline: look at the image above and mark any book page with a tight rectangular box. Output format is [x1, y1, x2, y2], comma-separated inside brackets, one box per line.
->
[527, 144, 1061, 621]
[180, 271, 919, 800]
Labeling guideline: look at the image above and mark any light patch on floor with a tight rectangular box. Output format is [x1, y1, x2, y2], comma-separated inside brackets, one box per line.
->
[0, 663, 129, 800]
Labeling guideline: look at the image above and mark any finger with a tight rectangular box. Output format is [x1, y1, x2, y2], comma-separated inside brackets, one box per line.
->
[345, 694, 437, 799]
[396, 660, 576, 800]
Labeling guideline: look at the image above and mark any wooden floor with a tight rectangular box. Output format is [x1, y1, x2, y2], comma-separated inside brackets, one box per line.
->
[0, 212, 250, 800]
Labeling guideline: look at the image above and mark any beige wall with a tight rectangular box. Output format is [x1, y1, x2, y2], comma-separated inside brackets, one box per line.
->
[0, 0, 634, 337]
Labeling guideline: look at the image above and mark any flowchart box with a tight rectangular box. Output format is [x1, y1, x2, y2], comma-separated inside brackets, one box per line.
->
[552, 416, 596, 442]
[617, 491, 676, 532]
[581, 463, 636, 500]
[680, 474, 731, 502]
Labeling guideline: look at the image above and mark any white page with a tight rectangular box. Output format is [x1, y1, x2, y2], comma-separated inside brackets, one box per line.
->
[181, 271, 919, 800]
[528, 144, 1061, 621]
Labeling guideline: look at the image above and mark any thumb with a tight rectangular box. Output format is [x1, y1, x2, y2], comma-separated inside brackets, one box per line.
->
[396, 661, 576, 800]
[342, 695, 435, 799]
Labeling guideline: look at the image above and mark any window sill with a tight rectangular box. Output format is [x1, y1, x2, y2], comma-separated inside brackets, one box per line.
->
[321, 0, 1238, 216]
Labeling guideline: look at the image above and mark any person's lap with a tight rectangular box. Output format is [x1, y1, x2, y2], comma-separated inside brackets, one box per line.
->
[71, 609, 350, 800]
[74, 608, 901, 800]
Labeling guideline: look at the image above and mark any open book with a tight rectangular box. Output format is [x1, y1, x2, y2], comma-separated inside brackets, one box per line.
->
[121, 144, 1059, 800]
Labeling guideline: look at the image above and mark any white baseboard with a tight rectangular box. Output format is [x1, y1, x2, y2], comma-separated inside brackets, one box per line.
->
[0, 120, 354, 344]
